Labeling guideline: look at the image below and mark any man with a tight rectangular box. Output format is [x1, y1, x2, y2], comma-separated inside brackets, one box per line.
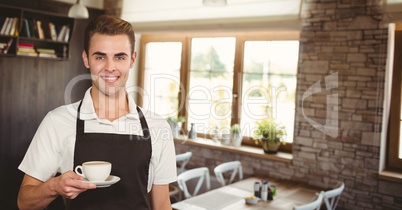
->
[17, 15, 177, 210]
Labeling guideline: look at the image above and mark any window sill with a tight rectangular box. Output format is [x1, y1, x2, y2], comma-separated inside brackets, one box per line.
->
[379, 170, 402, 183]
[173, 136, 293, 163]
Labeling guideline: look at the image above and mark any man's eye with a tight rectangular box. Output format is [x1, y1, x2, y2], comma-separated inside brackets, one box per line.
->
[95, 56, 104, 60]
[116, 56, 125, 60]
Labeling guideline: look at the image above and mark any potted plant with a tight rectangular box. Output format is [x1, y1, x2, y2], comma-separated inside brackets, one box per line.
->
[230, 124, 242, 147]
[167, 116, 185, 137]
[253, 119, 286, 154]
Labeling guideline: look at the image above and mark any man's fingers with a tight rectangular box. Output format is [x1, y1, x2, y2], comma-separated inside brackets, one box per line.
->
[65, 170, 84, 180]
[55, 171, 96, 199]
[63, 171, 96, 188]
[59, 180, 96, 199]
[71, 179, 97, 189]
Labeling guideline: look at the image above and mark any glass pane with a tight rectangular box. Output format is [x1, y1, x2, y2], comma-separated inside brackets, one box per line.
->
[241, 40, 299, 143]
[142, 42, 182, 117]
[188, 37, 235, 133]
[243, 41, 299, 75]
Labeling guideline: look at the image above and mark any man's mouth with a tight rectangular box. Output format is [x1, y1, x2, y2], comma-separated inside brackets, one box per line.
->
[101, 75, 119, 83]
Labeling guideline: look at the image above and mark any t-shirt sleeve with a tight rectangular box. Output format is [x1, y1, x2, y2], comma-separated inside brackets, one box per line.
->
[18, 111, 62, 182]
[149, 119, 177, 187]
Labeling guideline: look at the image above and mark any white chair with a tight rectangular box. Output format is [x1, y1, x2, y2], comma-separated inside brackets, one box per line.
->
[176, 151, 192, 174]
[177, 167, 211, 199]
[293, 192, 324, 210]
[169, 184, 182, 203]
[323, 182, 345, 210]
[214, 161, 243, 186]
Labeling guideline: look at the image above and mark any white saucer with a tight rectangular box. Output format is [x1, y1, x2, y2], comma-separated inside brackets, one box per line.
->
[82, 175, 121, 188]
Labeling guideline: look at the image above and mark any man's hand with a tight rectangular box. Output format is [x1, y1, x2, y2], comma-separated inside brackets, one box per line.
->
[52, 170, 96, 199]
[17, 171, 96, 210]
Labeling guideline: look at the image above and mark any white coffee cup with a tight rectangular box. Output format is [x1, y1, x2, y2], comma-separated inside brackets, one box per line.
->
[75, 161, 111, 181]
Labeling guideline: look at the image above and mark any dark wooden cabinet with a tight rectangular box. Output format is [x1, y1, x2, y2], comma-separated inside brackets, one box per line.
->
[0, 4, 74, 60]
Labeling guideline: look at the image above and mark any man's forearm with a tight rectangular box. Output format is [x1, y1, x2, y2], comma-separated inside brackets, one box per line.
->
[18, 171, 96, 210]
[17, 178, 58, 210]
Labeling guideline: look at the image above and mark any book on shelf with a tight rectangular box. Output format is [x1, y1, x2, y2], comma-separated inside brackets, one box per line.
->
[36, 48, 56, 54]
[18, 47, 36, 53]
[18, 50, 37, 55]
[28, 19, 38, 38]
[16, 18, 70, 42]
[14, 18, 19, 36]
[48, 22, 57, 41]
[36, 20, 45, 39]
[3, 39, 14, 54]
[0, 17, 19, 36]
[4, 17, 13, 35]
[57, 25, 66, 41]
[9, 17, 18, 36]
[57, 25, 70, 42]
[63, 26, 70, 42]
[17, 42, 37, 56]
[36, 47, 57, 58]
[18, 42, 34, 48]
[0, 42, 7, 49]
[0, 17, 10, 35]
[19, 18, 30, 38]
[17, 51, 38, 57]
[38, 52, 57, 58]
[0, 41, 7, 54]
[1, 38, 14, 54]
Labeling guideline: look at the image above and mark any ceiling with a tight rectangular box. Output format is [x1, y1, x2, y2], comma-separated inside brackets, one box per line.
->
[56, 0, 303, 32]
[56, 0, 402, 30]
[121, 0, 302, 23]
[120, 0, 303, 32]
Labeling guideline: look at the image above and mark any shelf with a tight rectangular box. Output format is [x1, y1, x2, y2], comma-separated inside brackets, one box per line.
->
[174, 136, 293, 163]
[0, 4, 74, 59]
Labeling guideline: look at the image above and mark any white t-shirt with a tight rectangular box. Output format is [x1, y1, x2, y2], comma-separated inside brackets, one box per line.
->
[18, 88, 177, 192]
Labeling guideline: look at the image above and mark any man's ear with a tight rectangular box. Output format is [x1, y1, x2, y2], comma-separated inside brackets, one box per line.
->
[82, 50, 89, 68]
[130, 51, 137, 68]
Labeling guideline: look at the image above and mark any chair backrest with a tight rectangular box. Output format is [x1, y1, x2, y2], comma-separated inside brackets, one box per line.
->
[177, 167, 211, 199]
[176, 151, 192, 174]
[293, 192, 324, 210]
[213, 160, 243, 186]
[323, 182, 345, 210]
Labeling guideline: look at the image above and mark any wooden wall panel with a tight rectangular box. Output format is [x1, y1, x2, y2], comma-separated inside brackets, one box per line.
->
[0, 1, 103, 209]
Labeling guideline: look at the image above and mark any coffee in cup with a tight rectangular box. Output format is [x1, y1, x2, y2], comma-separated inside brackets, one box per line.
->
[75, 161, 111, 181]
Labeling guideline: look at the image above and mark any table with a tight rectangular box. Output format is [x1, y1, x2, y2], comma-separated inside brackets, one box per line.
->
[171, 177, 322, 210]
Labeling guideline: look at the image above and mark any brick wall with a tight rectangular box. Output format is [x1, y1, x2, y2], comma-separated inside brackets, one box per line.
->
[175, 0, 402, 209]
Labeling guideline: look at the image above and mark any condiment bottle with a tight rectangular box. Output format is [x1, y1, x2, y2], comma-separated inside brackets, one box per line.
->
[261, 181, 268, 201]
[268, 185, 273, 200]
[254, 181, 261, 198]
[188, 123, 196, 139]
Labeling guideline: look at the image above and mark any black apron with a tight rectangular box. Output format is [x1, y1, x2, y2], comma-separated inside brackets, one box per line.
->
[70, 100, 152, 210]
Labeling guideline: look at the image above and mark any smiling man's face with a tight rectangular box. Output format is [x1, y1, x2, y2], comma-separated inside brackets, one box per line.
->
[82, 33, 136, 97]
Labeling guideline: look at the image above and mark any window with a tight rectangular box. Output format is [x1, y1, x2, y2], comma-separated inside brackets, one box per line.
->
[137, 32, 299, 150]
[388, 27, 402, 171]
[188, 37, 236, 133]
[241, 40, 298, 141]
[141, 42, 182, 117]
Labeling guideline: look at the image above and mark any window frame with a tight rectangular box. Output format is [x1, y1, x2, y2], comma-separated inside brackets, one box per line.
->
[137, 31, 299, 152]
[388, 27, 402, 171]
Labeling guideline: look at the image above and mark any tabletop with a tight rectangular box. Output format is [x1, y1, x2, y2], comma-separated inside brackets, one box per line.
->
[171, 177, 323, 210]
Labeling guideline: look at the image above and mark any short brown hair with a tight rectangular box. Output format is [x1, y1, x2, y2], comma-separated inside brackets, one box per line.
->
[84, 15, 135, 55]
